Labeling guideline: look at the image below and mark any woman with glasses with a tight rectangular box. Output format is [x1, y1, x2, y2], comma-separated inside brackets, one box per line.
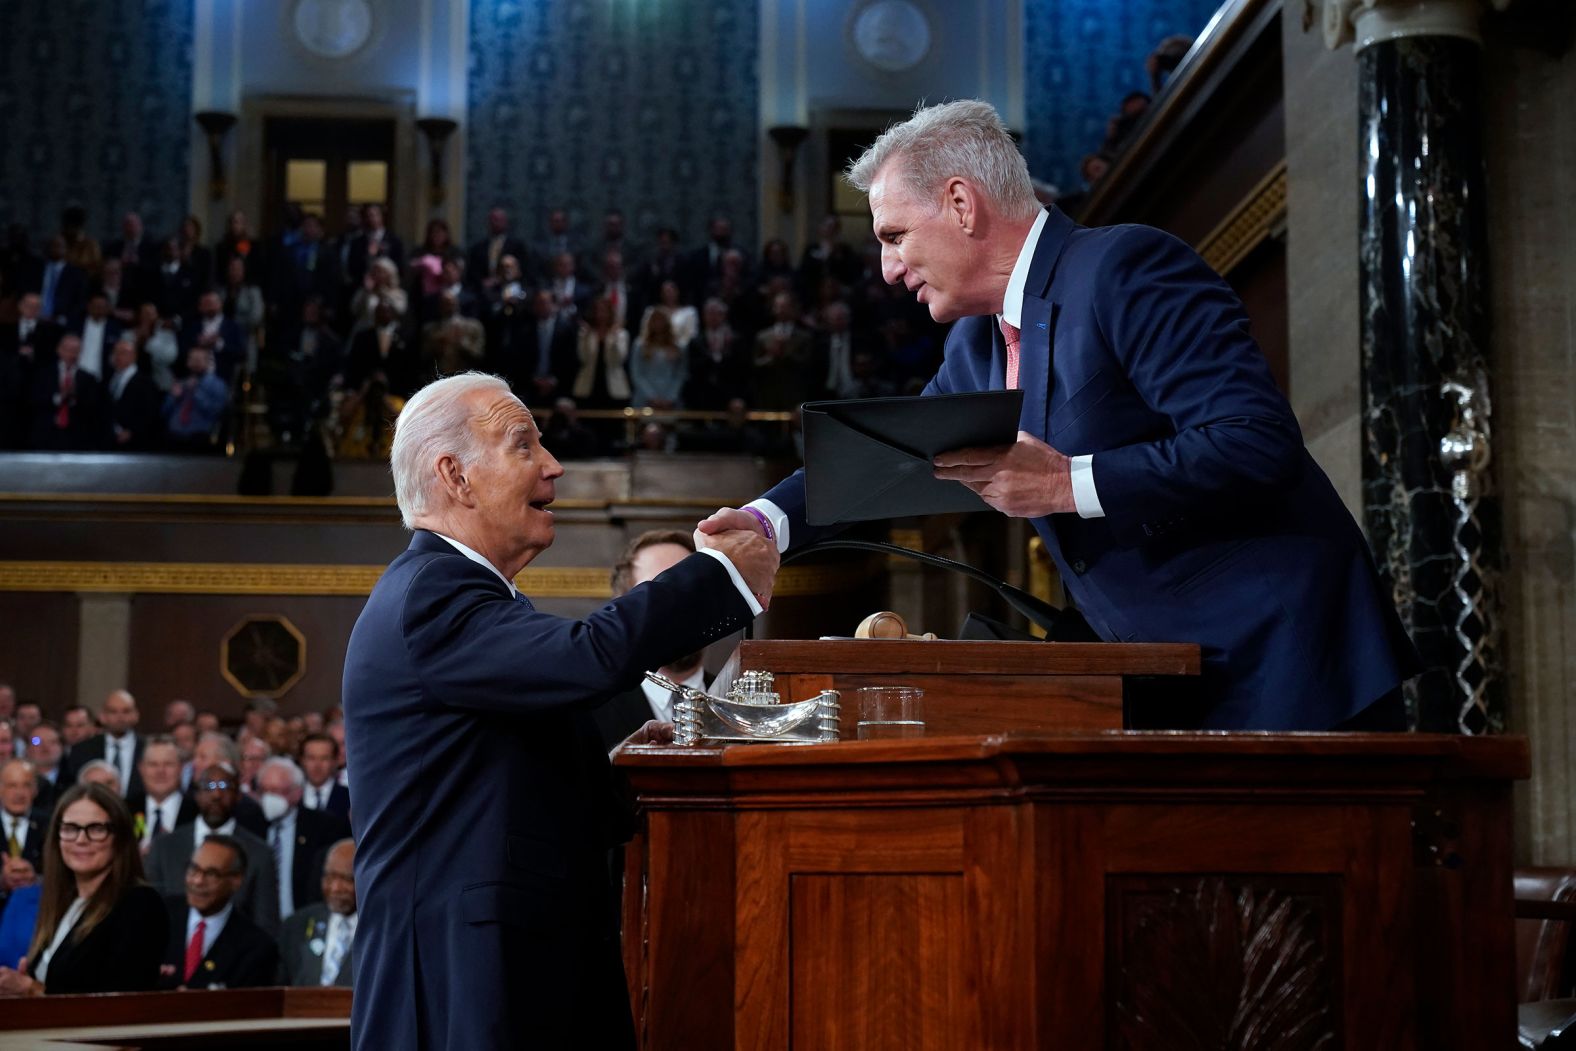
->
[0, 783, 166, 995]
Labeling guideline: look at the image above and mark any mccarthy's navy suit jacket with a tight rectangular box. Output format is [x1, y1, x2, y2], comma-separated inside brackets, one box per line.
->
[766, 208, 1418, 730]
[343, 530, 752, 1050]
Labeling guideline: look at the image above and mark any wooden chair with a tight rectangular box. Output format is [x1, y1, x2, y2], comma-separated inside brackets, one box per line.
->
[1515, 867, 1576, 1048]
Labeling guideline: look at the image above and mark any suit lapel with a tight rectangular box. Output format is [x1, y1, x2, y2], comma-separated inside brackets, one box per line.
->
[1017, 296, 1055, 439]
[1014, 207, 1075, 440]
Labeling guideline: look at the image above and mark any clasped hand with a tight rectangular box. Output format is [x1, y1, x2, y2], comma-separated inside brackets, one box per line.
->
[932, 430, 1076, 518]
[693, 510, 780, 609]
[0, 957, 41, 997]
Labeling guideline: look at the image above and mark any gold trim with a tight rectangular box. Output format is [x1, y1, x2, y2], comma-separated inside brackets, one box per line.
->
[1197, 161, 1288, 276]
[0, 561, 866, 599]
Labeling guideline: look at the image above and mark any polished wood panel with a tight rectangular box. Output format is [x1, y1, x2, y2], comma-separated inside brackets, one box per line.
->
[738, 640, 1201, 733]
[790, 873, 965, 1051]
[619, 733, 1529, 1051]
[0, 592, 77, 711]
[0, 987, 349, 1050]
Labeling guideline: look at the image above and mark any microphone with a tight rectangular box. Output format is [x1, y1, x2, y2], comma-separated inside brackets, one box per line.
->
[780, 538, 1098, 642]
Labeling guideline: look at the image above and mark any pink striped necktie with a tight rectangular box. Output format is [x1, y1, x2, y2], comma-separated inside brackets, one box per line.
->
[999, 318, 1021, 389]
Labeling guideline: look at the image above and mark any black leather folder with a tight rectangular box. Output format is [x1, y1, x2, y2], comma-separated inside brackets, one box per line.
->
[802, 390, 1025, 526]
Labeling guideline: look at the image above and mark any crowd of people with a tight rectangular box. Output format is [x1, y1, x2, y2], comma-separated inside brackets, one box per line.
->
[0, 683, 357, 994]
[1062, 33, 1194, 208]
[0, 201, 948, 459]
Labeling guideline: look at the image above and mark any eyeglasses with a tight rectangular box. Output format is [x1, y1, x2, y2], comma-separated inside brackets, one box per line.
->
[185, 862, 237, 882]
[199, 780, 233, 792]
[59, 822, 112, 842]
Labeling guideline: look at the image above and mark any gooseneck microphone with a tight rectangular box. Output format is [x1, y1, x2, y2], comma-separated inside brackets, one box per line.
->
[778, 538, 1098, 642]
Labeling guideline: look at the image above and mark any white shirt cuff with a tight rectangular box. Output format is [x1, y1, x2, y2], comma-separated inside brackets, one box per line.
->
[745, 498, 791, 553]
[696, 547, 764, 616]
[1070, 454, 1105, 518]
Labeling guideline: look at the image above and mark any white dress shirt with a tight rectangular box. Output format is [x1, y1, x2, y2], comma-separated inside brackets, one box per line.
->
[641, 666, 706, 723]
[110, 363, 138, 402]
[186, 901, 233, 961]
[1, 810, 32, 852]
[269, 809, 298, 920]
[302, 781, 336, 811]
[103, 732, 137, 794]
[142, 792, 183, 847]
[79, 318, 109, 378]
[194, 816, 237, 851]
[1000, 208, 1102, 518]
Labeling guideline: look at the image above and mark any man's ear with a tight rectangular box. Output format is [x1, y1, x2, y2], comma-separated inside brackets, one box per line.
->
[944, 178, 978, 235]
[434, 454, 474, 507]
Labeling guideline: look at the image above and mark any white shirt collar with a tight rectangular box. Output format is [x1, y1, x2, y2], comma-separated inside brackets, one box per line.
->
[1000, 208, 1051, 330]
[187, 900, 233, 957]
[640, 666, 706, 722]
[434, 533, 518, 597]
[195, 816, 236, 847]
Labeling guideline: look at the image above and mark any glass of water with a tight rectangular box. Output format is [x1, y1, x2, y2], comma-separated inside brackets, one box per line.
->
[854, 687, 925, 740]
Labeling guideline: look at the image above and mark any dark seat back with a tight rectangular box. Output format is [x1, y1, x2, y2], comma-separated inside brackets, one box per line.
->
[1516, 867, 1576, 1002]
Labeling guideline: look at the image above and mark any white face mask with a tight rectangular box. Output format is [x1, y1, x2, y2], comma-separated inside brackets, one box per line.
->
[259, 792, 291, 823]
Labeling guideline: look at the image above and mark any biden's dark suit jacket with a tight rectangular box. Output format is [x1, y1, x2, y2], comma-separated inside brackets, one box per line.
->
[764, 207, 1419, 730]
[343, 529, 752, 1050]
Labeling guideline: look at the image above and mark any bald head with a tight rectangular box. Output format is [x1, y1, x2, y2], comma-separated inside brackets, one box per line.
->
[99, 690, 138, 735]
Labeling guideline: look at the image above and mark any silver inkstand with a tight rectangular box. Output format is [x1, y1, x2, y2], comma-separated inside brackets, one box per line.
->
[647, 669, 840, 745]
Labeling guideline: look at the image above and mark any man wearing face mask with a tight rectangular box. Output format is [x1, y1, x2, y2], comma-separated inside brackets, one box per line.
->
[144, 761, 279, 934]
[256, 757, 349, 922]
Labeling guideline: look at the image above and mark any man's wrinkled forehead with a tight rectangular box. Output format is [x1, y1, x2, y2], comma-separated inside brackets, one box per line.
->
[471, 391, 534, 437]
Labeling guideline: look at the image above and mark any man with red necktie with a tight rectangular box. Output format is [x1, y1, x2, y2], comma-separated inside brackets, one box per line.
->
[699, 98, 1420, 734]
[28, 334, 104, 451]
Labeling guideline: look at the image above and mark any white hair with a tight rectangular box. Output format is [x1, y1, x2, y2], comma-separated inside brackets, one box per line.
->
[391, 372, 514, 529]
[260, 755, 306, 790]
[845, 99, 1041, 221]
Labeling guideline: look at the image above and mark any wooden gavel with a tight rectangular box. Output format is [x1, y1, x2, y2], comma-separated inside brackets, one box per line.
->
[854, 611, 938, 641]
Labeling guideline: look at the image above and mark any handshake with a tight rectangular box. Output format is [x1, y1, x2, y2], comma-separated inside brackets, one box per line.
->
[693, 507, 780, 610]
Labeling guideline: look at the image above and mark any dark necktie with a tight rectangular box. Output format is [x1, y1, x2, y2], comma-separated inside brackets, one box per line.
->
[515, 592, 534, 612]
[149, 805, 163, 838]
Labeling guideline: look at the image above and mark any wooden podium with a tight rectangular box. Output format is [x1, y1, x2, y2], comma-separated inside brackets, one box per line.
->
[618, 694, 1529, 1049]
[735, 639, 1203, 731]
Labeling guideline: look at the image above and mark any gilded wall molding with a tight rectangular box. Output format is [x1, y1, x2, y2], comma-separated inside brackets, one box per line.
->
[0, 561, 866, 599]
[1197, 161, 1288, 276]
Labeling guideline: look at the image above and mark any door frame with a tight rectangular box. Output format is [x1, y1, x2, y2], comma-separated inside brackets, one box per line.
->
[234, 94, 433, 248]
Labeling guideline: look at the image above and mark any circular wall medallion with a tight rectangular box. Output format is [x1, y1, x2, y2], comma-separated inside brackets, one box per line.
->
[851, 0, 932, 74]
[292, 0, 375, 60]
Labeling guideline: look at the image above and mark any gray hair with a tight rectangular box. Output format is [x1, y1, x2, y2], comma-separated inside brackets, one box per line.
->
[260, 755, 306, 789]
[391, 372, 514, 528]
[845, 99, 1041, 221]
[75, 758, 121, 793]
[197, 731, 241, 768]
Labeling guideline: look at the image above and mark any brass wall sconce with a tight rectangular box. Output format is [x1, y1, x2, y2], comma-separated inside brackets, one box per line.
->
[415, 117, 460, 205]
[767, 124, 810, 214]
[193, 110, 238, 201]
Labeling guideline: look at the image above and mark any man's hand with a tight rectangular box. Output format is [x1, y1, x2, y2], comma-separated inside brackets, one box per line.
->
[696, 527, 779, 609]
[621, 719, 675, 748]
[932, 430, 1076, 518]
[695, 507, 765, 543]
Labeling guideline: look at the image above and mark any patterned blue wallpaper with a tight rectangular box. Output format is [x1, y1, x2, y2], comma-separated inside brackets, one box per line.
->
[466, 0, 759, 252]
[0, 0, 194, 242]
[1023, 0, 1223, 195]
